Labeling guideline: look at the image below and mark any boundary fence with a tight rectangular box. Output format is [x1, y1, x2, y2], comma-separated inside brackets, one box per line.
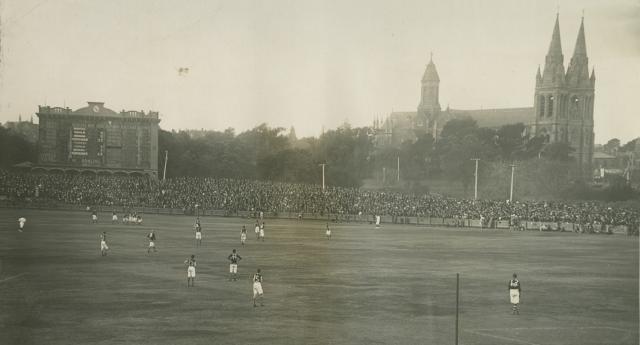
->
[1, 200, 637, 235]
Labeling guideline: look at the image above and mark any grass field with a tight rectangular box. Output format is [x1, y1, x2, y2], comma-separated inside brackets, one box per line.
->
[0, 209, 638, 345]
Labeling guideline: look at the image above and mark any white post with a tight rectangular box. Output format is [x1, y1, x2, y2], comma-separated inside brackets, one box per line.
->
[471, 158, 480, 200]
[163, 150, 168, 181]
[509, 163, 516, 202]
[397, 156, 400, 182]
[319, 164, 326, 191]
[382, 167, 386, 184]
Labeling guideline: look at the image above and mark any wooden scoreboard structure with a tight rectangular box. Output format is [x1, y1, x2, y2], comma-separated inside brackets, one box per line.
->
[36, 102, 160, 177]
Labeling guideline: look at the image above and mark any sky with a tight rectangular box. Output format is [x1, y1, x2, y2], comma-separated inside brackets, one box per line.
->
[0, 0, 638, 144]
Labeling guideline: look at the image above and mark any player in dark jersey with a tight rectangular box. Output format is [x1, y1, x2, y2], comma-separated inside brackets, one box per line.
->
[147, 231, 157, 253]
[227, 249, 242, 281]
[185, 255, 197, 287]
[195, 223, 202, 247]
[508, 273, 521, 314]
[91, 210, 98, 224]
[252, 269, 264, 307]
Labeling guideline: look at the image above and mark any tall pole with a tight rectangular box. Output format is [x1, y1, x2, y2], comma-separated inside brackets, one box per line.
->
[397, 156, 400, 182]
[455, 273, 459, 345]
[319, 164, 326, 191]
[509, 163, 516, 202]
[471, 158, 480, 200]
[382, 167, 386, 184]
[163, 150, 168, 181]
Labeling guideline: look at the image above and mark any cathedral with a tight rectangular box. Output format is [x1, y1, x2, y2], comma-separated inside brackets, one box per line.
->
[374, 15, 595, 173]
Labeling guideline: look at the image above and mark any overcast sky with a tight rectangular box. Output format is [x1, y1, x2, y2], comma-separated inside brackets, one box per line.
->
[0, 0, 638, 144]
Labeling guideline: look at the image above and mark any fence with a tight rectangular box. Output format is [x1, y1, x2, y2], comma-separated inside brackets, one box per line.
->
[1, 200, 636, 235]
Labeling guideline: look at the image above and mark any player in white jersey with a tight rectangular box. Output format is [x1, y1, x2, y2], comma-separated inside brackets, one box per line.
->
[259, 222, 265, 241]
[147, 231, 157, 253]
[17, 217, 26, 232]
[508, 273, 521, 314]
[252, 268, 264, 307]
[325, 223, 331, 239]
[240, 226, 247, 246]
[100, 232, 109, 256]
[254, 221, 260, 239]
[91, 210, 98, 224]
[185, 255, 196, 287]
[111, 211, 118, 224]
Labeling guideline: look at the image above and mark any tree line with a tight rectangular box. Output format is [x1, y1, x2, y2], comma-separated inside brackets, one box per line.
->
[0, 120, 637, 201]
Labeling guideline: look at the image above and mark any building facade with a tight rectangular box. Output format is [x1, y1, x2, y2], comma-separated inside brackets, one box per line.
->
[375, 15, 595, 173]
[36, 102, 160, 176]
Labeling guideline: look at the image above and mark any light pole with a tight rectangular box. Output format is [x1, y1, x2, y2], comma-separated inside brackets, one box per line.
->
[162, 150, 168, 181]
[471, 158, 480, 200]
[397, 156, 400, 182]
[319, 163, 326, 191]
[509, 163, 517, 202]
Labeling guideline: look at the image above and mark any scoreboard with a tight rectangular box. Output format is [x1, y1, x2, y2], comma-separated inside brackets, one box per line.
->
[36, 102, 159, 175]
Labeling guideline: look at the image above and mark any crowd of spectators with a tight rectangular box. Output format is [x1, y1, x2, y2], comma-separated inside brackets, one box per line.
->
[1, 170, 638, 229]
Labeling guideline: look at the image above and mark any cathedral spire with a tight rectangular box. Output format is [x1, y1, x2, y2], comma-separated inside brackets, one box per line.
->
[541, 14, 565, 87]
[547, 14, 563, 58]
[566, 17, 590, 88]
[572, 17, 587, 58]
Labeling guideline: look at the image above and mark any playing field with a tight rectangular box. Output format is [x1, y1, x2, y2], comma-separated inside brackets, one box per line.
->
[0, 209, 638, 345]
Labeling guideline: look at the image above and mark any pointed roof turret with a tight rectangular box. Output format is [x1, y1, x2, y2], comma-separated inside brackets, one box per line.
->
[536, 65, 542, 85]
[422, 53, 440, 83]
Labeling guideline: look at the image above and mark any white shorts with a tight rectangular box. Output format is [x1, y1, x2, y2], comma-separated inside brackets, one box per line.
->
[101, 240, 108, 251]
[326, 230, 331, 236]
[149, 241, 155, 247]
[259, 230, 264, 237]
[253, 282, 263, 296]
[92, 215, 98, 221]
[229, 264, 238, 273]
[255, 227, 260, 234]
[195, 232, 202, 240]
[187, 266, 196, 278]
[241, 233, 246, 241]
[510, 289, 520, 304]
[112, 215, 118, 221]
[19, 222, 25, 229]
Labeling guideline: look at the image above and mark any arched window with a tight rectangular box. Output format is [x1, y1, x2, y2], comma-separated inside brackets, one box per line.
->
[538, 95, 545, 117]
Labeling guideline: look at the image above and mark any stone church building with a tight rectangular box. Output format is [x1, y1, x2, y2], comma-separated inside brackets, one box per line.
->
[374, 15, 595, 172]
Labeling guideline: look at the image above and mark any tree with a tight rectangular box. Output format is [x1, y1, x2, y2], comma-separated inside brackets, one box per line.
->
[603, 138, 621, 154]
[0, 125, 37, 168]
[542, 142, 574, 161]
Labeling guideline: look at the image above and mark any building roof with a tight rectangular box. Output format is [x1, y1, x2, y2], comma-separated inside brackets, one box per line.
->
[447, 107, 534, 128]
[592, 152, 617, 159]
[422, 56, 440, 82]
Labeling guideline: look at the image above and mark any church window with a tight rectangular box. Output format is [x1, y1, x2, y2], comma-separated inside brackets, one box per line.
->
[538, 96, 545, 117]
[547, 95, 554, 117]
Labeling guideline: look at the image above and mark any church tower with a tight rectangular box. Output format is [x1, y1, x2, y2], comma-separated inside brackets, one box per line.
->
[417, 54, 441, 137]
[533, 15, 595, 175]
[565, 18, 595, 174]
